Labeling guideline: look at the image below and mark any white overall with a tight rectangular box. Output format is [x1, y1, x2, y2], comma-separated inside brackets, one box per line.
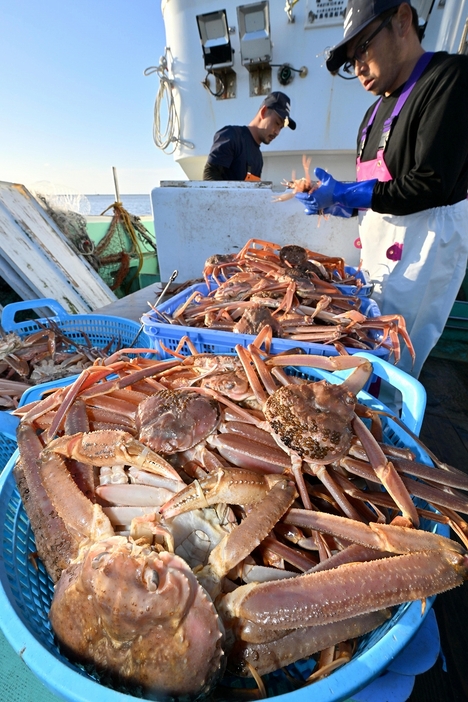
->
[356, 53, 468, 377]
[359, 201, 468, 377]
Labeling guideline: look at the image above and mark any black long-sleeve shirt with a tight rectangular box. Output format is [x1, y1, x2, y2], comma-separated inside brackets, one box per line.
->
[359, 52, 468, 216]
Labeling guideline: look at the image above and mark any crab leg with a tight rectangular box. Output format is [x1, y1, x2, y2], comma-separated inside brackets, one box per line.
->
[265, 351, 374, 378]
[352, 415, 420, 526]
[283, 509, 465, 556]
[15, 424, 79, 582]
[13, 384, 70, 422]
[220, 548, 467, 631]
[40, 449, 115, 545]
[45, 364, 129, 440]
[340, 456, 468, 516]
[206, 433, 290, 474]
[208, 479, 298, 579]
[218, 510, 467, 639]
[228, 610, 391, 677]
[160, 468, 291, 518]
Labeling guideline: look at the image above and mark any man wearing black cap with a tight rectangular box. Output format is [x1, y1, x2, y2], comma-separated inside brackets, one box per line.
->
[296, 0, 468, 377]
[203, 91, 296, 181]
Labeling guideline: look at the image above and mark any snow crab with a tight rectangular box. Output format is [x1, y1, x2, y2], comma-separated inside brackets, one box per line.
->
[178, 239, 416, 366]
[12, 346, 468, 699]
[272, 155, 319, 202]
[202, 238, 349, 289]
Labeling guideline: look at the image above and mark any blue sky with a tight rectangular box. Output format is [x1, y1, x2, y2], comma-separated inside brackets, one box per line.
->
[1, 1, 186, 195]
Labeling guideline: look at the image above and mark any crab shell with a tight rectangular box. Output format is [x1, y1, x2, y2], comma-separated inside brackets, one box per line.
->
[137, 389, 220, 454]
[263, 380, 356, 463]
[49, 538, 226, 699]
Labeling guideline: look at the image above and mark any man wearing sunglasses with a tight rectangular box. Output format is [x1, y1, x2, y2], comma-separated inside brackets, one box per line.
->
[296, 0, 468, 378]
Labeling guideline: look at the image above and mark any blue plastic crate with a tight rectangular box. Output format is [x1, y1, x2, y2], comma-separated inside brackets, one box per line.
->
[0, 412, 19, 473]
[333, 265, 373, 297]
[0, 360, 439, 702]
[1, 298, 152, 352]
[142, 282, 389, 361]
[0, 299, 152, 471]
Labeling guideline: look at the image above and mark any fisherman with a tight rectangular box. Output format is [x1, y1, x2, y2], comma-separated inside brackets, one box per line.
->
[296, 0, 468, 377]
[203, 91, 296, 182]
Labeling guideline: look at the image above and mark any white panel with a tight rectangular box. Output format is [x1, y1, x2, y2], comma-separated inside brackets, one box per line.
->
[151, 181, 360, 283]
[304, 0, 347, 28]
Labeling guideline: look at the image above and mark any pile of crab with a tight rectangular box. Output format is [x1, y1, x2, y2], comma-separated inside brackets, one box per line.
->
[11, 336, 468, 700]
[0, 322, 126, 409]
[155, 238, 414, 367]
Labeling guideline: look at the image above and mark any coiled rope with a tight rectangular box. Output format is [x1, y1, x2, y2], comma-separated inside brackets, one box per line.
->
[145, 50, 183, 154]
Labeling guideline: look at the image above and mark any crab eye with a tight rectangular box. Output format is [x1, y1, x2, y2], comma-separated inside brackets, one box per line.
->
[91, 550, 110, 569]
[144, 567, 160, 592]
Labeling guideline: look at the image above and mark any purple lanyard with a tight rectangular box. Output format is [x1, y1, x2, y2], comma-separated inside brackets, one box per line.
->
[358, 52, 434, 158]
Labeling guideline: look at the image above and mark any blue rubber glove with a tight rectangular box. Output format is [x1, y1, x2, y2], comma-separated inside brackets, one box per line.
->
[310, 167, 377, 210]
[295, 192, 353, 218]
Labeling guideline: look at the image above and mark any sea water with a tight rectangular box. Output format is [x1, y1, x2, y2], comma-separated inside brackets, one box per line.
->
[85, 194, 152, 216]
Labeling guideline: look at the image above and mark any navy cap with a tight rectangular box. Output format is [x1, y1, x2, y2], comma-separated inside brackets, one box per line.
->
[326, 0, 409, 73]
[261, 91, 296, 130]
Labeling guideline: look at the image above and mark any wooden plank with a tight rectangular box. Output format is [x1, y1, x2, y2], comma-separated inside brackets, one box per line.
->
[0, 182, 117, 313]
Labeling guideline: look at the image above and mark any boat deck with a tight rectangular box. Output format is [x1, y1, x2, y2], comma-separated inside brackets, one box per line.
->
[411, 355, 468, 702]
[1, 283, 467, 702]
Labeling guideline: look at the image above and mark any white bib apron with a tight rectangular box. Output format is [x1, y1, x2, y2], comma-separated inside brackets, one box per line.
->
[359, 200, 468, 376]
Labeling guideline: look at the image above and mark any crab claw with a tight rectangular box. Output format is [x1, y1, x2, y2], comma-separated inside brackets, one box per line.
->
[160, 467, 287, 519]
[46, 430, 183, 482]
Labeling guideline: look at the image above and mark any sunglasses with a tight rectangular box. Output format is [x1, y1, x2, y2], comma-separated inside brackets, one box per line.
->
[342, 12, 396, 75]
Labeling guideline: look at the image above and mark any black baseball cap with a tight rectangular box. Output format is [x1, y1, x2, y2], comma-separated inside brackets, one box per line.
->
[261, 91, 296, 130]
[326, 0, 409, 73]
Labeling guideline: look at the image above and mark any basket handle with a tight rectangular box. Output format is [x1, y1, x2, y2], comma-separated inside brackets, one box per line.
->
[354, 351, 427, 436]
[1, 298, 69, 332]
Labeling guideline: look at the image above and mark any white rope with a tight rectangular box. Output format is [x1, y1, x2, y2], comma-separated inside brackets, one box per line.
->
[144, 51, 182, 155]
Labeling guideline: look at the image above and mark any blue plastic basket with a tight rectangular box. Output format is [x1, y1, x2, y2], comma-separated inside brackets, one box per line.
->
[142, 282, 388, 361]
[0, 412, 19, 473]
[0, 356, 434, 702]
[0, 299, 152, 472]
[1, 298, 152, 352]
[333, 266, 373, 297]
